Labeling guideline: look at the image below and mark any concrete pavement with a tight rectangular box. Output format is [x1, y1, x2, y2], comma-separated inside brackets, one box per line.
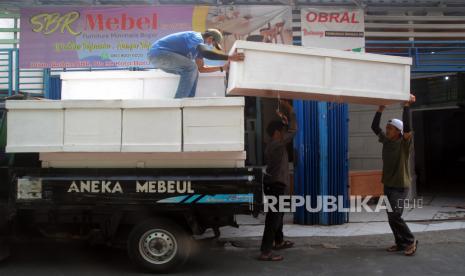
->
[210, 195, 465, 239]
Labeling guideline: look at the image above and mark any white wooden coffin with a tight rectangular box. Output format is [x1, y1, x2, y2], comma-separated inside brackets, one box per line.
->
[227, 41, 412, 105]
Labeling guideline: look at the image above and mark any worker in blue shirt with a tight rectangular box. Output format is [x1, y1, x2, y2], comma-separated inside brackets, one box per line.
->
[147, 29, 245, 98]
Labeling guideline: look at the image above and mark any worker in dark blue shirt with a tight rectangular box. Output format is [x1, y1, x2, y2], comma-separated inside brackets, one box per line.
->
[147, 29, 245, 98]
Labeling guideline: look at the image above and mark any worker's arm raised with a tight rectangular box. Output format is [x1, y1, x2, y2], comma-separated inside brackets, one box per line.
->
[402, 94, 416, 141]
[279, 100, 297, 144]
[281, 100, 297, 133]
[371, 105, 384, 135]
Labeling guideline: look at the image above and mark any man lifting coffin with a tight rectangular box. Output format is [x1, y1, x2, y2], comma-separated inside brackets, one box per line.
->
[371, 94, 418, 256]
[259, 100, 297, 261]
[147, 29, 245, 98]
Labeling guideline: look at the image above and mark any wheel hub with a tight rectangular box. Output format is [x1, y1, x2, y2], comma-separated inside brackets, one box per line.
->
[139, 229, 177, 265]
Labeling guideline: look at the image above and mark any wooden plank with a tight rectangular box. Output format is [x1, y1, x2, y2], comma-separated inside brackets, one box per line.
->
[40, 151, 247, 169]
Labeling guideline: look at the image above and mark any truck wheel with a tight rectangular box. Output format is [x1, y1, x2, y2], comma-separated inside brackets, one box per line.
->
[128, 218, 191, 273]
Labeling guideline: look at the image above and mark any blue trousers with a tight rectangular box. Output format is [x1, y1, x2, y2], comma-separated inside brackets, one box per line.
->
[149, 50, 199, 98]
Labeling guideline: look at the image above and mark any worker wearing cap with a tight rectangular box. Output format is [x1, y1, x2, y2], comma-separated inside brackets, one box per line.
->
[371, 94, 418, 256]
[147, 29, 244, 98]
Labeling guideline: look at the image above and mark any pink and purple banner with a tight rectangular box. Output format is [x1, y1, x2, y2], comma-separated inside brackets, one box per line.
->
[20, 6, 197, 68]
[20, 6, 292, 68]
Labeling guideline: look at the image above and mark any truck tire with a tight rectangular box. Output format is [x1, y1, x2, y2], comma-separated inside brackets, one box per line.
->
[127, 218, 191, 273]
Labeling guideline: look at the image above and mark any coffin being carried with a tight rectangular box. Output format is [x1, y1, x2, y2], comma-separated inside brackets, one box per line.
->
[227, 41, 412, 105]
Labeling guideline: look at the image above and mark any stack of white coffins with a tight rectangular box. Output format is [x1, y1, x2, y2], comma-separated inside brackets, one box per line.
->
[6, 70, 245, 168]
[6, 41, 412, 168]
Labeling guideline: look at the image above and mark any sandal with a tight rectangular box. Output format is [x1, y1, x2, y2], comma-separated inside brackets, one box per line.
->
[404, 240, 418, 256]
[258, 252, 284, 261]
[386, 245, 404, 252]
[273, 240, 294, 250]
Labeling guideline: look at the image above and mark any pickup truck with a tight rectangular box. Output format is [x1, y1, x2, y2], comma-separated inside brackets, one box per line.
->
[0, 101, 264, 273]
